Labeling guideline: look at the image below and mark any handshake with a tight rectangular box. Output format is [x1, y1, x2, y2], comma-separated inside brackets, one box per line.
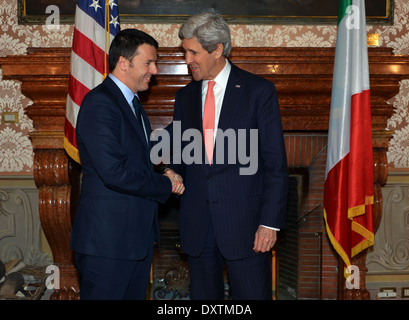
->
[164, 168, 185, 195]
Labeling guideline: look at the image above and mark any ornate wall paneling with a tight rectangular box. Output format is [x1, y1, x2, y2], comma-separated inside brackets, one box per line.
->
[0, 177, 52, 266]
[366, 172, 409, 299]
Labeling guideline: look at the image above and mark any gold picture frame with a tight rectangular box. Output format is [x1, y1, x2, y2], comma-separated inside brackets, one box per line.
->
[18, 0, 393, 25]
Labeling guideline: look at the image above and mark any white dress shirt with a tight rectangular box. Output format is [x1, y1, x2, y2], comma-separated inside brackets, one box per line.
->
[201, 58, 231, 142]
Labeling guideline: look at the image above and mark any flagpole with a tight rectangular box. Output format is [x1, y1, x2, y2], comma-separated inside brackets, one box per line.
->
[104, 0, 109, 79]
[337, 256, 345, 300]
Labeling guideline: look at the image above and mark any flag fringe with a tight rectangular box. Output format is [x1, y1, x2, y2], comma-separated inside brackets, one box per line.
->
[347, 203, 365, 219]
[324, 207, 374, 279]
[64, 136, 81, 164]
[351, 220, 374, 257]
[347, 195, 374, 219]
[324, 206, 374, 277]
[323, 208, 352, 269]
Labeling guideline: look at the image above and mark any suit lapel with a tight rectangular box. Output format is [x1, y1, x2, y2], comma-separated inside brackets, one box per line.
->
[140, 106, 151, 148]
[190, 81, 211, 170]
[217, 64, 245, 132]
[103, 77, 150, 151]
[192, 80, 204, 133]
[210, 64, 246, 170]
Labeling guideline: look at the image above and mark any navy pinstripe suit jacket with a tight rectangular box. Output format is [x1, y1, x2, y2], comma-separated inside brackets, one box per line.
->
[169, 63, 289, 260]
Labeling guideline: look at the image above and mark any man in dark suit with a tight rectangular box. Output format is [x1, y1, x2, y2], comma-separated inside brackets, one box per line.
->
[70, 29, 184, 300]
[167, 11, 288, 300]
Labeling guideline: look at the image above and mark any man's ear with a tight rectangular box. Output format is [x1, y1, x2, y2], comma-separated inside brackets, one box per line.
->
[213, 43, 224, 59]
[117, 56, 129, 71]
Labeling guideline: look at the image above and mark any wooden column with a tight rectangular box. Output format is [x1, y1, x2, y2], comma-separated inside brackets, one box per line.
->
[0, 48, 80, 299]
[1, 47, 409, 300]
[34, 149, 81, 299]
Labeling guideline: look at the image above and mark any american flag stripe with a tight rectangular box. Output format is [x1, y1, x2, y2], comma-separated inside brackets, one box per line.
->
[64, 0, 120, 163]
[74, 6, 110, 54]
[65, 117, 77, 148]
[70, 52, 104, 90]
[65, 92, 80, 126]
[68, 74, 89, 109]
[72, 29, 107, 75]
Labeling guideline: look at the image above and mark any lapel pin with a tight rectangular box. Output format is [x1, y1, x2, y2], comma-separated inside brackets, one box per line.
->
[235, 85, 241, 88]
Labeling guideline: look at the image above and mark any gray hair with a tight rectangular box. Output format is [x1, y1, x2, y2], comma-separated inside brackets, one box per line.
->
[179, 10, 232, 57]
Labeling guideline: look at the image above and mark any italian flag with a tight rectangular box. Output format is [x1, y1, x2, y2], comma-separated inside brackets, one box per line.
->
[324, 0, 374, 273]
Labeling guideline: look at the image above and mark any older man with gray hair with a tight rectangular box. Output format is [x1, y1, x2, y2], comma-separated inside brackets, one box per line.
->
[167, 10, 288, 300]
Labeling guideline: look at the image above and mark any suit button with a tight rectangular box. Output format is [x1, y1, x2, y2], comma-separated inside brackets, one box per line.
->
[207, 175, 212, 180]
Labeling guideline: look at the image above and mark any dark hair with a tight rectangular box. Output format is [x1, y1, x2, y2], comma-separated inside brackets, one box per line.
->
[108, 29, 159, 72]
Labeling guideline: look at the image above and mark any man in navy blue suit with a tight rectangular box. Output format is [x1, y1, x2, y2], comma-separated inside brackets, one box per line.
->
[70, 29, 184, 300]
[168, 11, 288, 300]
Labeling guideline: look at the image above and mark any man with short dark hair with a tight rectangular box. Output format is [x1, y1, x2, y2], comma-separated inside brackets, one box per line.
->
[71, 28, 184, 300]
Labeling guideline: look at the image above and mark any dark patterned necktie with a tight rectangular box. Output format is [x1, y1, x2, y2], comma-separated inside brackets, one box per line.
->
[132, 96, 148, 144]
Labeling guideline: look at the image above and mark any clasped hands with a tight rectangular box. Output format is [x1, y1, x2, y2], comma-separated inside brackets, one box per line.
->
[164, 168, 185, 195]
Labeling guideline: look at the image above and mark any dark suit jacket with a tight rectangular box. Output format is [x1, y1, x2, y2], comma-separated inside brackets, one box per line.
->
[71, 76, 172, 261]
[169, 63, 288, 260]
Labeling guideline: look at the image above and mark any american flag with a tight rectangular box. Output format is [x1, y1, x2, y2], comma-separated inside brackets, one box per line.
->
[64, 0, 120, 163]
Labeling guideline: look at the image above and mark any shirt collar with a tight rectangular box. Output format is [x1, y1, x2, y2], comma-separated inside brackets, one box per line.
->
[204, 58, 231, 89]
[108, 73, 138, 105]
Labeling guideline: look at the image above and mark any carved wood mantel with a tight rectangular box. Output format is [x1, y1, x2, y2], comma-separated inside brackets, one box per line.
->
[1, 47, 409, 300]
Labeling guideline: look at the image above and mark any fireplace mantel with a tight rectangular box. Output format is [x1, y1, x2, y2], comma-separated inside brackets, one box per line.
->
[1, 47, 409, 300]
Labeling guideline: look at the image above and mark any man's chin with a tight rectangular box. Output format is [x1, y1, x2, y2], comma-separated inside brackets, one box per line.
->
[138, 85, 149, 92]
[191, 74, 202, 82]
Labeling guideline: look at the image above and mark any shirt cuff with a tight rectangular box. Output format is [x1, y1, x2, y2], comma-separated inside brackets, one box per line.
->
[260, 225, 280, 231]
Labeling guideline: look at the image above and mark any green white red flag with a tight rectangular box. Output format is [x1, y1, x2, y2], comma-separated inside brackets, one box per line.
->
[324, 0, 374, 273]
